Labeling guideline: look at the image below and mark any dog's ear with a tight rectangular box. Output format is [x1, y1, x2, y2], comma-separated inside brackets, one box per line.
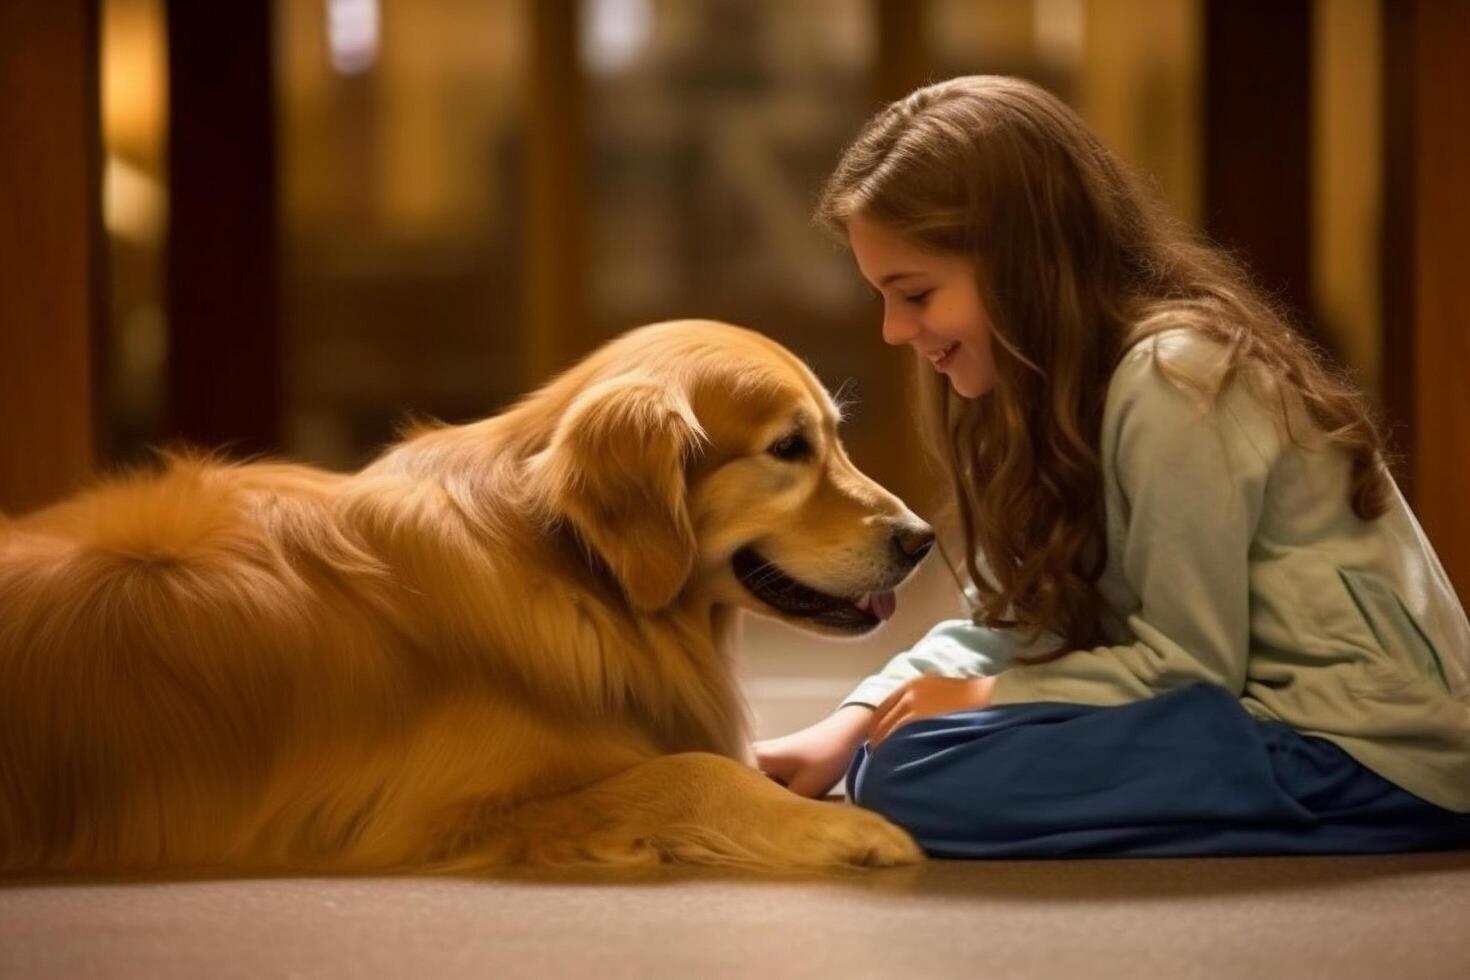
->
[533, 375, 703, 611]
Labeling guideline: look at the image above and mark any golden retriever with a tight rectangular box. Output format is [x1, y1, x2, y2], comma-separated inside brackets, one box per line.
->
[0, 320, 933, 876]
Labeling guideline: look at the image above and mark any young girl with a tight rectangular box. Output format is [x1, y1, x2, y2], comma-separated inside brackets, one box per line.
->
[754, 75, 1470, 857]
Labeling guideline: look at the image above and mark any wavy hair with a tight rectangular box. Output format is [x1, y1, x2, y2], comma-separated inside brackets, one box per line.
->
[816, 75, 1389, 661]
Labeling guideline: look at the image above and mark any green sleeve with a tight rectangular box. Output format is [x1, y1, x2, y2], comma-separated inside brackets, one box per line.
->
[841, 618, 1063, 709]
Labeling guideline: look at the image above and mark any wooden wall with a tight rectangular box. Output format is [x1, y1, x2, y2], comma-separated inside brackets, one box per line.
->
[0, 0, 102, 516]
[1383, 0, 1470, 600]
[522, 0, 589, 385]
[165, 1, 281, 455]
[1203, 0, 1316, 339]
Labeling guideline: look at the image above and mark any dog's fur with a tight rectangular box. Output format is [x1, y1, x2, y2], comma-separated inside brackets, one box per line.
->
[0, 320, 932, 875]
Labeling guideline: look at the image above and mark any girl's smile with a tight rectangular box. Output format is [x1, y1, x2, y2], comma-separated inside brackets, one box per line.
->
[927, 340, 961, 368]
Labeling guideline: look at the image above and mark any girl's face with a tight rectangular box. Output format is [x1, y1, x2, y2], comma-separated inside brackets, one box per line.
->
[847, 215, 997, 399]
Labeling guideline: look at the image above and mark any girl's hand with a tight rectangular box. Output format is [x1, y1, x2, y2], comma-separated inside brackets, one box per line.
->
[868, 676, 996, 746]
[753, 704, 874, 798]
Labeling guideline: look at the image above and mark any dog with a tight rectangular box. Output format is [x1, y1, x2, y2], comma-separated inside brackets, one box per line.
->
[0, 320, 933, 875]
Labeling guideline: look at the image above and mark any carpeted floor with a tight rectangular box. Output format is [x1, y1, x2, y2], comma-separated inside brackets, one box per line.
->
[5, 852, 1470, 979]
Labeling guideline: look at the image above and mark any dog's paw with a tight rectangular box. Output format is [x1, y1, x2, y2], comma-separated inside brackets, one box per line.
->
[788, 802, 925, 869]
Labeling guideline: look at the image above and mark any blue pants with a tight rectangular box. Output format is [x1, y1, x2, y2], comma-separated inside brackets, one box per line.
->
[845, 683, 1470, 858]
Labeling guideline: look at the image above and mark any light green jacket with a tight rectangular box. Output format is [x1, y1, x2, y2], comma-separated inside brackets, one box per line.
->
[844, 329, 1470, 812]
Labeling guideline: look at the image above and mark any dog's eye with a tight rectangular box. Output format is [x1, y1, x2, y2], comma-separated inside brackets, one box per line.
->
[767, 432, 812, 462]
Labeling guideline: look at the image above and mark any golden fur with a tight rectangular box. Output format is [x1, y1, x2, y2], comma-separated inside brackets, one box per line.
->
[0, 320, 930, 875]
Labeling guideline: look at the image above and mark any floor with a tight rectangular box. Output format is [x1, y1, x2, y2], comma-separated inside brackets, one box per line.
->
[5, 852, 1470, 979]
[7, 567, 1470, 979]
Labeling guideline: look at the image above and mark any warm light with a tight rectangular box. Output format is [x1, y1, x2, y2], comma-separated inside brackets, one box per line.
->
[581, 0, 652, 76]
[327, 0, 380, 75]
[1035, 0, 1084, 72]
[103, 154, 167, 244]
[102, 0, 167, 165]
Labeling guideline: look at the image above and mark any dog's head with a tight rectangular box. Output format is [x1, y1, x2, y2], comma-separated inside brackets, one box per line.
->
[531, 320, 933, 635]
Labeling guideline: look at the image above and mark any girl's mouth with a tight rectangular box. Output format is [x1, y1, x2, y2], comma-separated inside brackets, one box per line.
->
[930, 341, 960, 369]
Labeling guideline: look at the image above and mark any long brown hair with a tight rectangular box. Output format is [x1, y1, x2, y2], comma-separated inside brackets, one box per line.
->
[817, 75, 1389, 660]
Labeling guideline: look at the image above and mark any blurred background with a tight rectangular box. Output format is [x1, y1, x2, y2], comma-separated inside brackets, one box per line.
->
[2, 0, 1465, 738]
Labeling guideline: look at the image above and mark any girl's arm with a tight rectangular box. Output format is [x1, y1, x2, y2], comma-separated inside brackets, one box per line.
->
[753, 704, 874, 798]
[840, 617, 1062, 710]
[988, 339, 1281, 708]
[763, 622, 1038, 797]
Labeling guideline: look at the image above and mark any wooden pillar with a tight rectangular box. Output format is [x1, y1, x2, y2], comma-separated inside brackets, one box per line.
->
[874, 0, 929, 108]
[165, 0, 281, 455]
[522, 0, 588, 387]
[1080, 0, 1202, 229]
[869, 0, 935, 511]
[0, 0, 103, 515]
[1382, 0, 1470, 600]
[1203, 0, 1317, 341]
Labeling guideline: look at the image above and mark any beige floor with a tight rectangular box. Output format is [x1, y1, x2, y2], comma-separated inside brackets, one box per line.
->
[5, 853, 1470, 979]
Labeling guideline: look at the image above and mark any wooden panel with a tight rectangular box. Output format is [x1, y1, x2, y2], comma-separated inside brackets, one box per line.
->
[1312, 0, 1382, 400]
[869, 0, 936, 512]
[1080, 0, 1202, 229]
[874, 0, 929, 107]
[0, 0, 101, 515]
[1380, 0, 1416, 487]
[165, 0, 280, 454]
[1382, 0, 1470, 600]
[522, 0, 588, 387]
[1203, 0, 1317, 341]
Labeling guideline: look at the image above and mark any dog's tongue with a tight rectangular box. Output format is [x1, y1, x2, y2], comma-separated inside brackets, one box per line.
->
[868, 590, 897, 621]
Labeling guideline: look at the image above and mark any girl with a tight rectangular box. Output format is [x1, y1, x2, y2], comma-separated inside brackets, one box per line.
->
[754, 75, 1470, 857]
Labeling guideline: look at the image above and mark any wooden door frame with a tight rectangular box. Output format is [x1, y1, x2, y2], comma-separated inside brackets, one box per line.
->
[1382, 0, 1470, 600]
[0, 0, 104, 515]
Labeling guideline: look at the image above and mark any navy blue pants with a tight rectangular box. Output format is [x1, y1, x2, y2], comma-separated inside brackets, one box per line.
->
[845, 683, 1470, 857]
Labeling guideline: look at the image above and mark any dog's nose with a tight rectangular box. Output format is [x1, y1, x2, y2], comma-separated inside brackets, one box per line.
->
[892, 524, 936, 564]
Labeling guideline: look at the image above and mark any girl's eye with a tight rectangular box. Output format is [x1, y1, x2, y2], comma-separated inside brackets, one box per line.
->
[767, 432, 812, 462]
[903, 289, 934, 306]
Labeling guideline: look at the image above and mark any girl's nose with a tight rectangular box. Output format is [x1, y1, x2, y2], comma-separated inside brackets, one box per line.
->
[881, 309, 920, 347]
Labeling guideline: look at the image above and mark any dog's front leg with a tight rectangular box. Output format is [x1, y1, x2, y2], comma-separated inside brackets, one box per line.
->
[437, 752, 923, 873]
